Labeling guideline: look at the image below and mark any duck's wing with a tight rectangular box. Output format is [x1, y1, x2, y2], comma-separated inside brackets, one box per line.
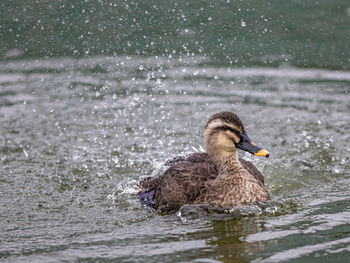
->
[164, 152, 211, 166]
[239, 158, 265, 186]
[138, 152, 211, 191]
[138, 176, 161, 190]
[139, 160, 217, 213]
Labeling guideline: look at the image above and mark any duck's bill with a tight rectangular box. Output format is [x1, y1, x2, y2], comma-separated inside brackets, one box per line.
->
[254, 148, 270, 157]
[235, 134, 270, 158]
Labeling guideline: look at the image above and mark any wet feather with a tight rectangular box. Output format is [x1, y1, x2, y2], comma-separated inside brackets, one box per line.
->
[138, 111, 270, 213]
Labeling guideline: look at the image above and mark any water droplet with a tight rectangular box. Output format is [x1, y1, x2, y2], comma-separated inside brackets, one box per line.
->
[241, 21, 246, 27]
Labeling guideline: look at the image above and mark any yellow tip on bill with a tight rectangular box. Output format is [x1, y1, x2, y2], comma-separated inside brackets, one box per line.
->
[254, 149, 270, 158]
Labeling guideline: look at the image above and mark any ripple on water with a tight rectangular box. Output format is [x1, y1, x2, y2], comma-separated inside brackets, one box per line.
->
[0, 56, 350, 262]
[177, 200, 297, 222]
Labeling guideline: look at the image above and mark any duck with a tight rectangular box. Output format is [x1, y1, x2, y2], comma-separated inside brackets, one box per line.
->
[137, 111, 271, 213]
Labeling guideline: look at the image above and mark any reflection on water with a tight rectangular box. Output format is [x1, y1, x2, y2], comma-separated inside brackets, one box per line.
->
[0, 56, 350, 262]
[209, 219, 269, 263]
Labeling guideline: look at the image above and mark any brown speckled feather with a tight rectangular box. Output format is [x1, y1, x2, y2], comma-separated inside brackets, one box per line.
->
[139, 153, 267, 213]
[138, 111, 271, 213]
[239, 158, 265, 186]
[165, 153, 265, 186]
[139, 158, 217, 213]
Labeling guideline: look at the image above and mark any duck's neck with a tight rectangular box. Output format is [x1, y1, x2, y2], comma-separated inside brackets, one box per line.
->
[213, 151, 245, 175]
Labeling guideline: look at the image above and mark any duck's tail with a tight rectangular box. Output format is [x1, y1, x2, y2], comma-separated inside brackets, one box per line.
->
[138, 189, 156, 209]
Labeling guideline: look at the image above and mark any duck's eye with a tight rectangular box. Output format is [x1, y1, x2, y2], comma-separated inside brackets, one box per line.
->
[239, 134, 251, 144]
[221, 126, 240, 135]
[221, 125, 231, 131]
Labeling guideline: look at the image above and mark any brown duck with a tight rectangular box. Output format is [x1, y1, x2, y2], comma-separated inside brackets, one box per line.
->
[137, 111, 271, 213]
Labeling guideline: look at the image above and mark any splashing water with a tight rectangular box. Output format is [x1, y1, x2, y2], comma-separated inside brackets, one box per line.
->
[0, 56, 349, 262]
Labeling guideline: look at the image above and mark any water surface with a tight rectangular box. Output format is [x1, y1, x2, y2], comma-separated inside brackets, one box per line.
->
[1, 56, 349, 262]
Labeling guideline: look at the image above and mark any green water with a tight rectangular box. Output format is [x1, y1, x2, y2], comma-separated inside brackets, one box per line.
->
[1, 1, 350, 262]
[1, 0, 350, 69]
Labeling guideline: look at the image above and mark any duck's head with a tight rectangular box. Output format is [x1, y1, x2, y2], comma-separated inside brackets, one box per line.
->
[204, 111, 270, 160]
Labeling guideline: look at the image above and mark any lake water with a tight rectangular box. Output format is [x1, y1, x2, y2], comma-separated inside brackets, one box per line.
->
[1, 0, 350, 262]
[1, 56, 349, 262]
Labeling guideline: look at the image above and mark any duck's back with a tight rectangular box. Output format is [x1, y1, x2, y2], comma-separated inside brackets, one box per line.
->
[138, 153, 217, 213]
[166, 152, 265, 186]
[138, 152, 266, 213]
